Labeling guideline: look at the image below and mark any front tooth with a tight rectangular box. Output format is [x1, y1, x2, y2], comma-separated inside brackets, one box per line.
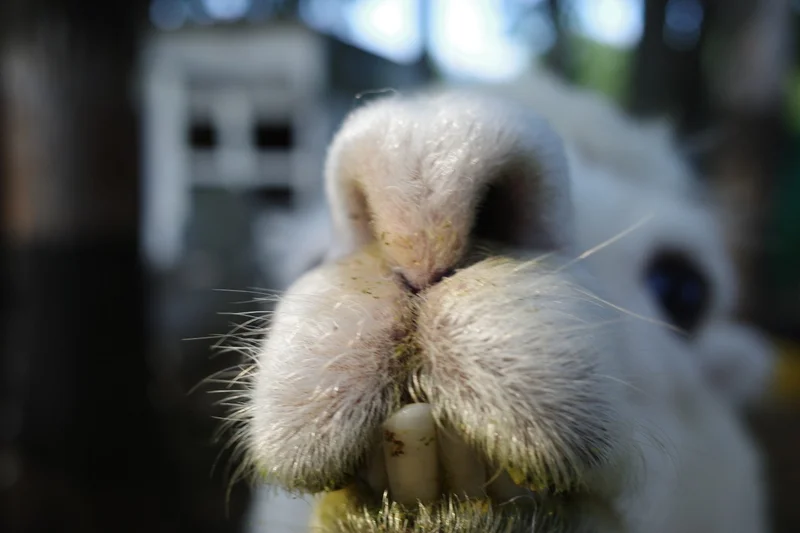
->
[365, 437, 388, 495]
[438, 425, 486, 499]
[486, 469, 533, 505]
[383, 403, 441, 506]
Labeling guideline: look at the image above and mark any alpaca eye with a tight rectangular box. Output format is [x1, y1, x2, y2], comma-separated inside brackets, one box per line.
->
[644, 250, 710, 334]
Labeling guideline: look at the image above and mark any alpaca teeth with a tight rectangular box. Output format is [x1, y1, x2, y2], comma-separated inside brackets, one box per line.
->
[374, 403, 531, 507]
[364, 435, 388, 495]
[382, 403, 441, 505]
[438, 424, 487, 499]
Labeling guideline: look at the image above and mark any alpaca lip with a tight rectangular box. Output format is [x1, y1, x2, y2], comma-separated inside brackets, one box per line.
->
[310, 472, 569, 533]
[311, 489, 545, 533]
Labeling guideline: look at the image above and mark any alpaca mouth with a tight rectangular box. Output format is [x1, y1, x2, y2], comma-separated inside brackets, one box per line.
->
[309, 403, 582, 533]
[248, 252, 625, 532]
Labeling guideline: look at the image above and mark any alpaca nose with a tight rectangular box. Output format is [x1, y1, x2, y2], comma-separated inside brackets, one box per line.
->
[394, 266, 456, 294]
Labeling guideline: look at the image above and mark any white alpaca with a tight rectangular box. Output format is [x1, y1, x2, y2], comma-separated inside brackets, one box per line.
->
[239, 71, 774, 533]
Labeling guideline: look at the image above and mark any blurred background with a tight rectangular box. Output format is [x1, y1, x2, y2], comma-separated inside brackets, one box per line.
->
[0, 0, 798, 531]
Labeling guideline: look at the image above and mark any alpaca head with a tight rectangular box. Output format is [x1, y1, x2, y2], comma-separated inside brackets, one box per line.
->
[239, 77, 774, 533]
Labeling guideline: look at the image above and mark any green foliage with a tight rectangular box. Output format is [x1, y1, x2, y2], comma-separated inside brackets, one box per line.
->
[763, 69, 800, 296]
[568, 36, 632, 106]
[786, 70, 800, 133]
[765, 136, 800, 287]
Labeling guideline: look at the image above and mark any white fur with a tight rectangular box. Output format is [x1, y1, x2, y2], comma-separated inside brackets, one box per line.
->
[241, 71, 774, 533]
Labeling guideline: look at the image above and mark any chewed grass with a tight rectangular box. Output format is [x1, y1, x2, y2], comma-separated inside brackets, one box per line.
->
[311, 489, 574, 533]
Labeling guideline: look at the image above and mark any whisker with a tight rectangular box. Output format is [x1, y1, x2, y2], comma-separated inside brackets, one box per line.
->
[514, 251, 558, 272]
[596, 374, 648, 397]
[214, 287, 282, 297]
[483, 466, 505, 488]
[574, 287, 685, 335]
[188, 363, 255, 396]
[556, 213, 657, 273]
[547, 317, 632, 336]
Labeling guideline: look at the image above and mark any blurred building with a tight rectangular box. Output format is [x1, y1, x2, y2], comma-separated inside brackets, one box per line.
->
[138, 11, 432, 532]
[139, 13, 432, 380]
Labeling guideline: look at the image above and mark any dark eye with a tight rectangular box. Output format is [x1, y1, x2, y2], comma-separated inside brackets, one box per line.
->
[644, 250, 710, 333]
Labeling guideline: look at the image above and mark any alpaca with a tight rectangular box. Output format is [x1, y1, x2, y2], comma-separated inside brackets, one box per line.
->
[237, 71, 775, 533]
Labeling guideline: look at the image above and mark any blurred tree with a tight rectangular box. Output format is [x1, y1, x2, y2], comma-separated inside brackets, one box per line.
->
[628, 0, 792, 325]
[705, 0, 791, 323]
[570, 36, 631, 104]
[628, 0, 714, 137]
[543, 0, 575, 80]
[0, 0, 188, 531]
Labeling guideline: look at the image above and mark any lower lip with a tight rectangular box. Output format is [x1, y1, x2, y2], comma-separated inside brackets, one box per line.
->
[309, 485, 543, 533]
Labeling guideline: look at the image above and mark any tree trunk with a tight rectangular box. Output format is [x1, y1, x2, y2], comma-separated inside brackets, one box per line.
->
[0, 1, 182, 531]
[543, 0, 573, 80]
[707, 0, 792, 323]
[628, 0, 714, 138]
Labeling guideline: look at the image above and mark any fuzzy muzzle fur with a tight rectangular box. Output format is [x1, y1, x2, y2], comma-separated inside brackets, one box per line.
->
[239, 87, 770, 533]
